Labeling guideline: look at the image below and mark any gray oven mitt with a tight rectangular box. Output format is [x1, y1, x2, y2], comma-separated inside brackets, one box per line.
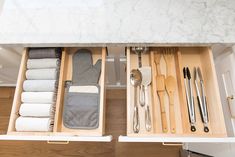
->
[72, 49, 101, 85]
[63, 49, 102, 129]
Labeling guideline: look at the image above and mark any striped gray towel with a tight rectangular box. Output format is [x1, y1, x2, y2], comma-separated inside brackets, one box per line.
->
[26, 68, 58, 80]
[28, 48, 62, 59]
[23, 80, 57, 92]
[27, 58, 60, 69]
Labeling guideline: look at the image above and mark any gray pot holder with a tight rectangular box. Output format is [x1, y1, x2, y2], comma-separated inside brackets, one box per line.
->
[63, 49, 102, 129]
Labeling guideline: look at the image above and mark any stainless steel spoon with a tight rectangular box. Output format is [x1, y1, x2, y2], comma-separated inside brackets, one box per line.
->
[132, 47, 149, 107]
[130, 69, 142, 133]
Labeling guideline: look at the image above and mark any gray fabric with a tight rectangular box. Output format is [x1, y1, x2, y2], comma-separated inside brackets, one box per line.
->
[63, 49, 102, 129]
[63, 87, 100, 129]
[28, 48, 62, 59]
[27, 59, 60, 69]
[72, 49, 101, 85]
[26, 68, 58, 80]
[23, 80, 57, 92]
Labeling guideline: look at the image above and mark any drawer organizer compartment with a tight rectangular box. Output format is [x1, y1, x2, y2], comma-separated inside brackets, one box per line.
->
[53, 47, 106, 136]
[7, 47, 107, 137]
[126, 47, 227, 138]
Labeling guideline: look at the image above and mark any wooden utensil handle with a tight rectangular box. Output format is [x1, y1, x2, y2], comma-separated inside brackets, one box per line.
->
[158, 91, 168, 133]
[156, 63, 161, 75]
[169, 92, 176, 133]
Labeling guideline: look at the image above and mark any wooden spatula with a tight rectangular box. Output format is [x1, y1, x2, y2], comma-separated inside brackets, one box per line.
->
[154, 51, 168, 133]
[156, 75, 168, 133]
[154, 50, 162, 75]
[165, 76, 177, 133]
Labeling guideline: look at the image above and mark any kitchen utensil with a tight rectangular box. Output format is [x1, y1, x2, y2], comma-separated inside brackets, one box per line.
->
[164, 48, 176, 76]
[165, 76, 177, 133]
[139, 66, 152, 131]
[130, 69, 142, 133]
[154, 50, 162, 75]
[194, 67, 209, 132]
[164, 48, 177, 133]
[132, 47, 148, 107]
[154, 51, 168, 133]
[156, 75, 168, 133]
[183, 67, 196, 132]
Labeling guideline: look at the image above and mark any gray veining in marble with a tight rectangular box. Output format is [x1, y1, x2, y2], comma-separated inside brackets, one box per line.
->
[0, 0, 235, 46]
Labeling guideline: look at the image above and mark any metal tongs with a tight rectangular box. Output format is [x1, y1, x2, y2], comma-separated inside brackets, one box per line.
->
[194, 67, 209, 133]
[183, 67, 196, 132]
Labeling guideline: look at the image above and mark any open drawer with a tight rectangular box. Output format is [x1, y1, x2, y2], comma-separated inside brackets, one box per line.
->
[0, 47, 112, 142]
[119, 47, 228, 143]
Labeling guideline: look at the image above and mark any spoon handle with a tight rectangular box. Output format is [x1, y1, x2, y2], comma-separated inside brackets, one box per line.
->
[133, 86, 140, 133]
[139, 85, 145, 107]
[144, 86, 151, 131]
[133, 106, 140, 133]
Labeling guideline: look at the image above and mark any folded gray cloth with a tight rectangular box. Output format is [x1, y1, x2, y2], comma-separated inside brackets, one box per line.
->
[27, 59, 60, 69]
[23, 80, 57, 92]
[63, 49, 102, 129]
[28, 48, 62, 59]
[26, 68, 58, 80]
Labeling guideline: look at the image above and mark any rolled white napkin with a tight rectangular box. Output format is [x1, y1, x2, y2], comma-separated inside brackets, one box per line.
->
[26, 68, 58, 80]
[19, 103, 53, 117]
[27, 58, 60, 69]
[15, 117, 53, 132]
[23, 80, 57, 92]
[21, 92, 55, 103]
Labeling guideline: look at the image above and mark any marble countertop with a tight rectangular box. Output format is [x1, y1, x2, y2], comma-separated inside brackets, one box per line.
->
[0, 0, 235, 46]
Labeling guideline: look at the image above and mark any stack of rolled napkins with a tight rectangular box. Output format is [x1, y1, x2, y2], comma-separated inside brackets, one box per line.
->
[15, 48, 61, 132]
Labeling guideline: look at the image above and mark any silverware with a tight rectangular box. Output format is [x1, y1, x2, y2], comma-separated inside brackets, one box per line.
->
[183, 67, 196, 132]
[132, 47, 149, 107]
[194, 67, 209, 132]
[130, 69, 142, 133]
[139, 66, 152, 131]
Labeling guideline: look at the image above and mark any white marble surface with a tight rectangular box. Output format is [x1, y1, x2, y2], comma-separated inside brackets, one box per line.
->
[0, 0, 235, 45]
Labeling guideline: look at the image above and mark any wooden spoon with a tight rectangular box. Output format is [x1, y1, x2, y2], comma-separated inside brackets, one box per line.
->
[165, 76, 177, 133]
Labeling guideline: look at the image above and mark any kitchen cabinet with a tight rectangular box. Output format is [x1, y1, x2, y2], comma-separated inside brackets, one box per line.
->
[1, 46, 235, 145]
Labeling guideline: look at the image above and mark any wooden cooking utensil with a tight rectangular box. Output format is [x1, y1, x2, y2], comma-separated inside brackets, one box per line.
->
[154, 50, 162, 75]
[164, 48, 175, 76]
[164, 48, 177, 133]
[165, 76, 177, 133]
[154, 51, 168, 133]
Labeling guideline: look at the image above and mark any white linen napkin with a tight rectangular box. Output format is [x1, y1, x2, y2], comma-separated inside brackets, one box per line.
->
[21, 92, 55, 103]
[19, 103, 54, 117]
[15, 117, 53, 132]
